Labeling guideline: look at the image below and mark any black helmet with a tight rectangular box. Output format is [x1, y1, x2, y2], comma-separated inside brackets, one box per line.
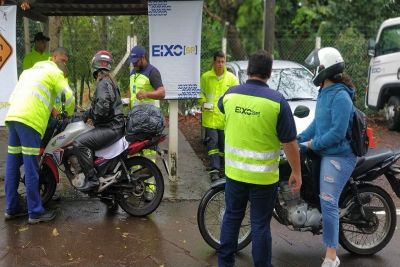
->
[91, 50, 113, 78]
[305, 47, 344, 86]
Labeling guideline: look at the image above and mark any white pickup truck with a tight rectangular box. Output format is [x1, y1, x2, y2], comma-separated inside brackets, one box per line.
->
[367, 17, 400, 130]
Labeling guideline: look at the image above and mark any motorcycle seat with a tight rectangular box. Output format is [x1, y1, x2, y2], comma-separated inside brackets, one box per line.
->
[352, 148, 394, 177]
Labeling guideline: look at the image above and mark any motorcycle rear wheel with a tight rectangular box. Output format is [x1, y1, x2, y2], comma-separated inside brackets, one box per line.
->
[197, 186, 252, 251]
[339, 185, 396, 255]
[118, 156, 164, 217]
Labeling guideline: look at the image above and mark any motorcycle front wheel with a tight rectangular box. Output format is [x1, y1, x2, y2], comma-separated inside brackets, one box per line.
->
[339, 185, 397, 255]
[197, 186, 252, 251]
[117, 156, 164, 217]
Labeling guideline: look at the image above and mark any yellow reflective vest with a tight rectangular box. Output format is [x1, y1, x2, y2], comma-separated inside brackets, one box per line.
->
[199, 67, 238, 130]
[22, 48, 50, 70]
[129, 64, 159, 107]
[6, 61, 71, 137]
[221, 89, 282, 185]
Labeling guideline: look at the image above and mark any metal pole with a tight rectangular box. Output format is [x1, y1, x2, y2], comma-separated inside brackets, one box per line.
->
[222, 21, 228, 54]
[315, 36, 321, 49]
[168, 100, 178, 181]
[23, 17, 30, 54]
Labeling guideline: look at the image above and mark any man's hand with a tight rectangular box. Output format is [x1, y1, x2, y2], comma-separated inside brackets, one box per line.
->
[51, 108, 60, 118]
[282, 140, 302, 192]
[288, 173, 302, 193]
[136, 90, 147, 100]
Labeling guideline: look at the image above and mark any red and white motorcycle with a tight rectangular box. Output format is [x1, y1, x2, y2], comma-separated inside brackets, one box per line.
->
[36, 113, 167, 216]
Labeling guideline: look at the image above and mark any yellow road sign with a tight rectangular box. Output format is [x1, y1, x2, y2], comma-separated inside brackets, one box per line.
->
[0, 33, 12, 70]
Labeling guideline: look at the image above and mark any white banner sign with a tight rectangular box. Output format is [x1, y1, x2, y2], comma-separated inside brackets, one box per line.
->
[0, 6, 17, 126]
[148, 0, 202, 99]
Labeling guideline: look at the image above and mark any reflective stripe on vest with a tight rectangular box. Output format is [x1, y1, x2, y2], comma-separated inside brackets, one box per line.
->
[31, 91, 50, 110]
[225, 143, 280, 160]
[225, 158, 279, 173]
[225, 143, 280, 173]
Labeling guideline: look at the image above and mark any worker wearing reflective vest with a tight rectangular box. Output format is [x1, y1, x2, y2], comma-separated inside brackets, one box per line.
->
[5, 57, 70, 224]
[129, 45, 165, 109]
[217, 50, 302, 267]
[199, 51, 238, 181]
[22, 32, 51, 70]
[41, 48, 74, 149]
[129, 45, 165, 201]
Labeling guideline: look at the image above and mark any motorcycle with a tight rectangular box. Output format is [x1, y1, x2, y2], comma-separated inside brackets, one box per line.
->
[197, 106, 400, 255]
[34, 102, 168, 217]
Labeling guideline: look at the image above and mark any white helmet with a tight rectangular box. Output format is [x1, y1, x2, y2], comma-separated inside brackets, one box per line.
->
[305, 47, 345, 86]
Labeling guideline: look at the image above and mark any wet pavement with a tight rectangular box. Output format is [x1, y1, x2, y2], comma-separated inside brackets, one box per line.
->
[0, 127, 400, 266]
[0, 199, 399, 267]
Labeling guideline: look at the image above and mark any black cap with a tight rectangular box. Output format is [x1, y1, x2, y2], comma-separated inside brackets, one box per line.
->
[33, 32, 50, 42]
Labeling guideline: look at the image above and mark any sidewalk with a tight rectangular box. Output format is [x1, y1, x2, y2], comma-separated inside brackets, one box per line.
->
[0, 126, 210, 200]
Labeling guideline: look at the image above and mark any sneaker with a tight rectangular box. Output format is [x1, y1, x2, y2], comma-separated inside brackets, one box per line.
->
[4, 210, 28, 221]
[28, 210, 56, 224]
[321, 256, 340, 267]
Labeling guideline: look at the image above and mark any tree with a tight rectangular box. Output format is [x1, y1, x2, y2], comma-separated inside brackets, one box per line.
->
[263, 0, 275, 55]
[203, 0, 247, 60]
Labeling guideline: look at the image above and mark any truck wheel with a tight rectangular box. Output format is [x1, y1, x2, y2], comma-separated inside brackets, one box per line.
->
[385, 96, 400, 130]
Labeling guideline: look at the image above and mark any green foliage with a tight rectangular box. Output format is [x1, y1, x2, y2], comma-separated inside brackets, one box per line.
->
[201, 8, 224, 73]
[334, 28, 369, 109]
[236, 0, 263, 54]
[58, 16, 148, 105]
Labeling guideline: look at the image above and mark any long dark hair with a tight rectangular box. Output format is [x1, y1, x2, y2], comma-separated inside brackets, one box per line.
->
[96, 70, 117, 88]
[330, 73, 354, 88]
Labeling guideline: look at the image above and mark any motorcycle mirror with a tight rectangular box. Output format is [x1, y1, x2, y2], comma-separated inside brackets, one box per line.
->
[293, 105, 310, 118]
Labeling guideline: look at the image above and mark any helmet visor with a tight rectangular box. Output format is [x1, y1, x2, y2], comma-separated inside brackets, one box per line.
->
[305, 49, 320, 69]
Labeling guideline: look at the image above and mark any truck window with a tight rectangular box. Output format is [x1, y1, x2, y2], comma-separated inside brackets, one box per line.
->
[376, 25, 400, 56]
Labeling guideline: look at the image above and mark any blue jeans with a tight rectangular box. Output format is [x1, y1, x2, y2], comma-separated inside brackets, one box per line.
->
[219, 178, 278, 267]
[319, 155, 357, 248]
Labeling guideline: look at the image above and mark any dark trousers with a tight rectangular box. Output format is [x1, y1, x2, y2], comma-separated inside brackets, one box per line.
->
[5, 121, 44, 218]
[73, 126, 124, 178]
[205, 127, 224, 170]
[219, 178, 278, 267]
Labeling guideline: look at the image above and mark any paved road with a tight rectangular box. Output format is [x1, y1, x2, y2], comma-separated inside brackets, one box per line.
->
[0, 127, 400, 266]
[0, 199, 399, 267]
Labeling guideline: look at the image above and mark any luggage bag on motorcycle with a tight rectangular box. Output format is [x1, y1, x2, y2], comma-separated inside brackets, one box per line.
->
[125, 104, 165, 142]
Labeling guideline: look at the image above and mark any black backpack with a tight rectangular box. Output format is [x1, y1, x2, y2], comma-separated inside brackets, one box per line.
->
[349, 107, 369, 157]
[331, 89, 369, 157]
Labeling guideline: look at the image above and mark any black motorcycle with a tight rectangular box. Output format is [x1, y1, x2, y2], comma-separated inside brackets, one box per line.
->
[197, 107, 400, 255]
